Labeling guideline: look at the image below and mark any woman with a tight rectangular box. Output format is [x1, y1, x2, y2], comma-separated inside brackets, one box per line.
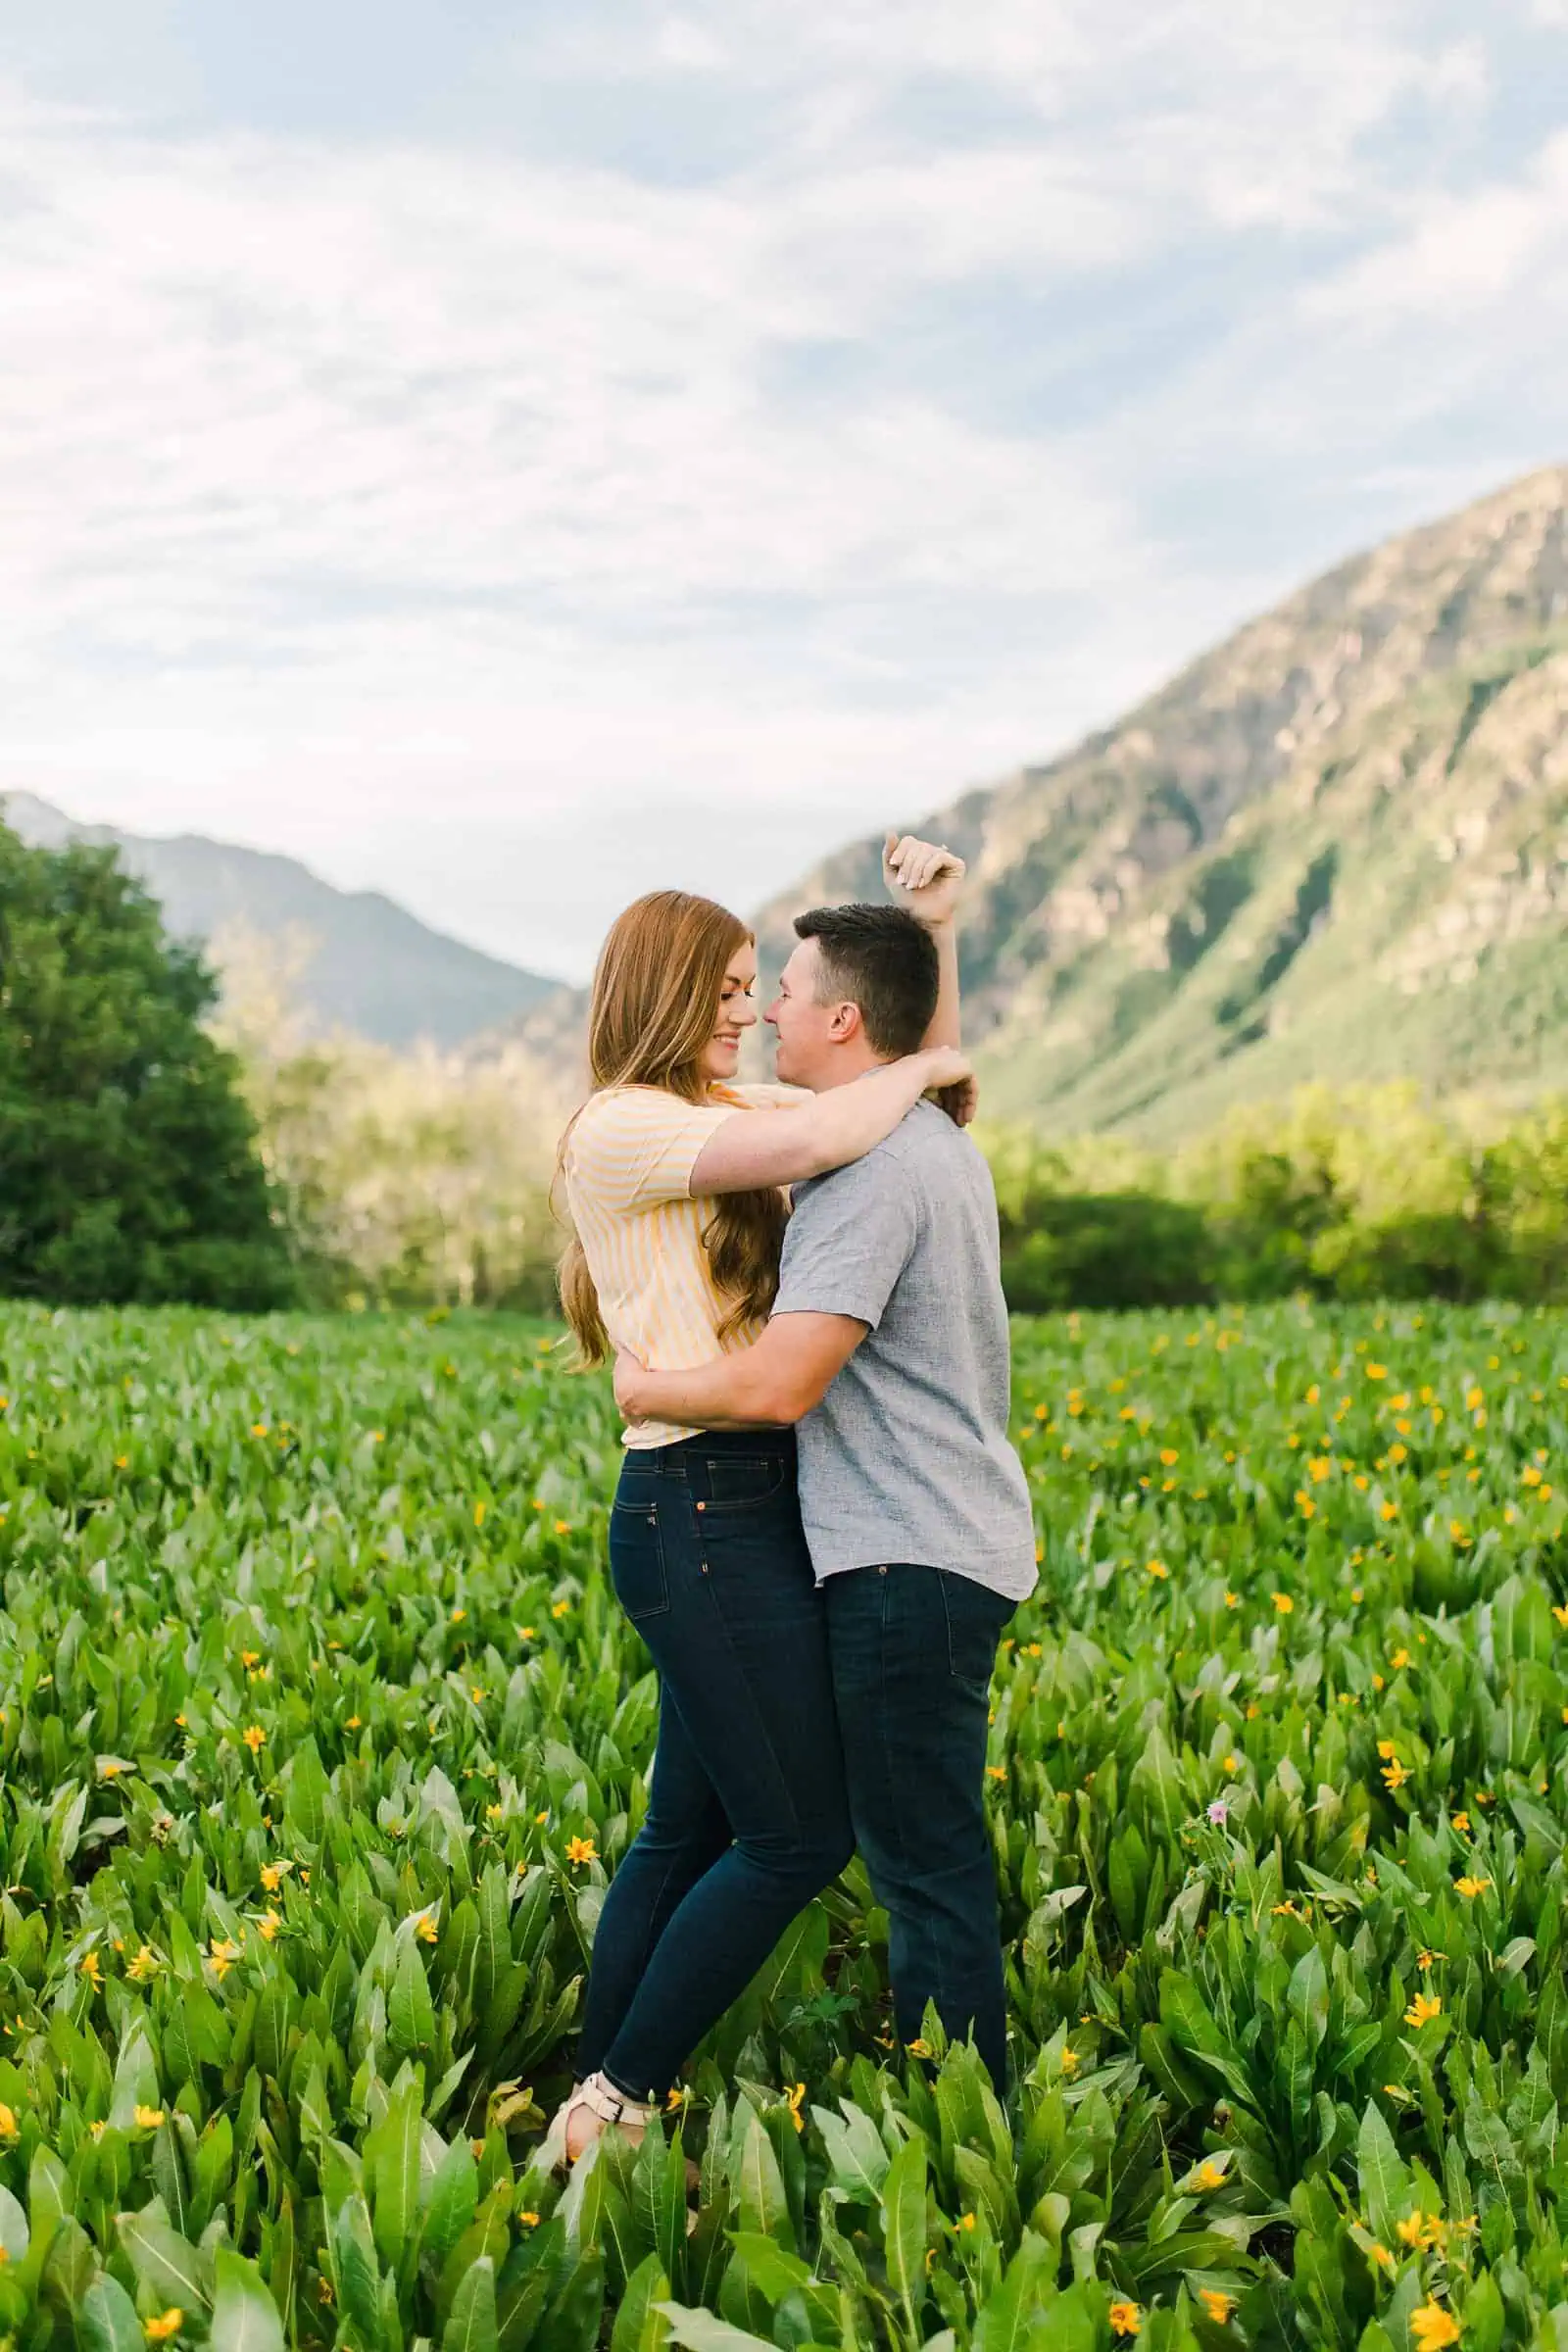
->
[545, 843, 967, 2162]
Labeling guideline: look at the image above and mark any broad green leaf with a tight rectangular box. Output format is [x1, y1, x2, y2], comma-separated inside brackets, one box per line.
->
[1355, 2100, 1407, 2243]
[735, 2115, 789, 2248]
[119, 2206, 213, 2315]
[879, 2136, 928, 2328]
[611, 2255, 672, 2352]
[653, 2309, 776, 2352]
[77, 2277, 145, 2352]
[368, 2076, 422, 2271]
[208, 2251, 286, 2352]
[444, 2254, 499, 2352]
[419, 2137, 480, 2278]
[723, 2233, 809, 2305]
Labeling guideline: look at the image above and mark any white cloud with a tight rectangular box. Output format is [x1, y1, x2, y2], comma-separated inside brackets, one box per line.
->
[0, 3, 1558, 970]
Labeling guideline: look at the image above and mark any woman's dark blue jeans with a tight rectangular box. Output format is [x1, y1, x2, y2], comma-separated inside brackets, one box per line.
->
[574, 1429, 855, 2101]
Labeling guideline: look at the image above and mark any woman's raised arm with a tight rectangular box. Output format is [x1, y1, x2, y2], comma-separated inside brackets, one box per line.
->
[689, 1046, 970, 1197]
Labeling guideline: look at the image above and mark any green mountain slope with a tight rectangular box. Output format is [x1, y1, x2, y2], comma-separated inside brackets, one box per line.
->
[0, 793, 564, 1052]
[755, 464, 1568, 1138]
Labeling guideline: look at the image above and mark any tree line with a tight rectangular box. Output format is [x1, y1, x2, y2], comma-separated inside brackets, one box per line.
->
[5, 818, 1567, 1316]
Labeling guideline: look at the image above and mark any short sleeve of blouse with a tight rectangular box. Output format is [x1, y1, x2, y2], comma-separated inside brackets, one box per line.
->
[728, 1081, 812, 1108]
[567, 1088, 742, 1212]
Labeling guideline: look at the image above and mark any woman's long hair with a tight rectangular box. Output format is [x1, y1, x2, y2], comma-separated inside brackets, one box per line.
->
[556, 890, 789, 1366]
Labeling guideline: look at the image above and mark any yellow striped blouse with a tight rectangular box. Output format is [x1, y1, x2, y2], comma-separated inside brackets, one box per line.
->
[562, 1082, 794, 1449]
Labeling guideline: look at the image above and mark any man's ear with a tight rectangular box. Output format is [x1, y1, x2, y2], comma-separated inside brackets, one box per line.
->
[826, 999, 864, 1045]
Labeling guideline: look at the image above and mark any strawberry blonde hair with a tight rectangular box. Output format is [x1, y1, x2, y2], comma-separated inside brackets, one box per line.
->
[556, 890, 788, 1366]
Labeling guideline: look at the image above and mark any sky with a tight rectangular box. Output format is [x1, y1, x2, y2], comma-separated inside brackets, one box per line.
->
[1, 1, 1565, 982]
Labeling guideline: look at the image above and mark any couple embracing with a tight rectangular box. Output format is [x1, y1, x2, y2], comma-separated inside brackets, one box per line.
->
[545, 835, 1038, 2165]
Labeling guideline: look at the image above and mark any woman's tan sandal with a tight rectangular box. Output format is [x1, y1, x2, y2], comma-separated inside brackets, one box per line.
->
[536, 2080, 582, 2173]
[554, 2071, 658, 2165]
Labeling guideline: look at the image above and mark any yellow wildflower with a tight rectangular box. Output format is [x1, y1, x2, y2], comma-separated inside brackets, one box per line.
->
[1404, 1991, 1442, 2028]
[1195, 2160, 1225, 2191]
[127, 1947, 160, 1983]
[552, 1598, 571, 1619]
[79, 1950, 102, 1987]
[1453, 1876, 1491, 1899]
[134, 2105, 165, 2130]
[0, 2104, 17, 2139]
[144, 2312, 184, 2342]
[1410, 2305, 1460, 2352]
[1272, 1592, 1294, 1615]
[565, 1836, 598, 1867]
[242, 1724, 266, 1753]
[1146, 1559, 1169, 1580]
[784, 2082, 807, 2132]
[208, 1937, 241, 1981]
[1108, 2302, 1142, 2338]
[1381, 1759, 1409, 1792]
[1199, 2289, 1234, 2324]
[413, 1909, 440, 1944]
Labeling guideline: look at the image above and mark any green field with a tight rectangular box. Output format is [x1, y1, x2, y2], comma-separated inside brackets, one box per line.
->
[1, 1302, 1566, 2352]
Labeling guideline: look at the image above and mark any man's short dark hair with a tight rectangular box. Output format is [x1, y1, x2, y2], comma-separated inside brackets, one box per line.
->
[793, 903, 939, 1057]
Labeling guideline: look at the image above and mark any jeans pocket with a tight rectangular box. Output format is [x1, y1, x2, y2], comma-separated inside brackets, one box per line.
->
[609, 1497, 671, 1623]
[702, 1455, 791, 1510]
[940, 1573, 1010, 1698]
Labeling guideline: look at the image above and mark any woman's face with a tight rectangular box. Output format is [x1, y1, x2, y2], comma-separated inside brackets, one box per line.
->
[698, 942, 760, 1086]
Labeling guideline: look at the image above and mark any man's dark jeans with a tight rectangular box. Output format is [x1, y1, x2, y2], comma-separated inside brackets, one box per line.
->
[824, 1563, 1016, 2089]
[575, 1430, 854, 2100]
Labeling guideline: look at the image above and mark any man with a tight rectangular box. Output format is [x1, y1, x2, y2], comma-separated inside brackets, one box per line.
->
[613, 880, 1037, 2090]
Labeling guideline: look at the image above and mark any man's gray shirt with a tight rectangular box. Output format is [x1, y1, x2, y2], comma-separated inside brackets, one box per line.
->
[772, 1099, 1039, 1601]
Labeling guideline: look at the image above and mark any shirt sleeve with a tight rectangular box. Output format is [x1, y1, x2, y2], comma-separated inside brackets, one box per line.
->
[567, 1088, 741, 1212]
[729, 1081, 812, 1109]
[772, 1154, 917, 1331]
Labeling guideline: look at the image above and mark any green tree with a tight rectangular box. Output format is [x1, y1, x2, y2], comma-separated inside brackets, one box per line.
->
[0, 823, 296, 1306]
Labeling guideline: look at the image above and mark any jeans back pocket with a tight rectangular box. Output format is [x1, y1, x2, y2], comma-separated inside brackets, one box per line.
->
[610, 1495, 671, 1622]
[940, 1572, 1012, 1697]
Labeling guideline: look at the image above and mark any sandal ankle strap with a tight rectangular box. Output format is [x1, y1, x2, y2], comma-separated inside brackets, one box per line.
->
[575, 2071, 655, 2127]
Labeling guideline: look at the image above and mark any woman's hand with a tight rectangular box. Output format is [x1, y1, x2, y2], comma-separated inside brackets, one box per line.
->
[916, 1044, 972, 1092]
[613, 1348, 653, 1422]
[913, 1044, 978, 1129]
[884, 833, 966, 928]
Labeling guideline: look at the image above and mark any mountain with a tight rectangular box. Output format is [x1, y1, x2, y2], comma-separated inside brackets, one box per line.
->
[0, 793, 564, 1052]
[753, 464, 1568, 1138]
